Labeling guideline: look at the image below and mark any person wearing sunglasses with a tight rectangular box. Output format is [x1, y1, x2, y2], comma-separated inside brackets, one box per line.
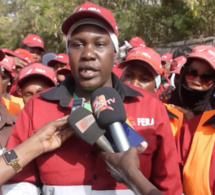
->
[170, 46, 215, 195]
[168, 46, 215, 120]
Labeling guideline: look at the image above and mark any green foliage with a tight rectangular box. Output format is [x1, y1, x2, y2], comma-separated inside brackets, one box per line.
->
[0, 0, 215, 53]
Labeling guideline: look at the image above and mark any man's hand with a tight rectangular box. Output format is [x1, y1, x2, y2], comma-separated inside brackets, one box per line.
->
[100, 145, 146, 184]
[159, 86, 175, 101]
[12, 57, 27, 68]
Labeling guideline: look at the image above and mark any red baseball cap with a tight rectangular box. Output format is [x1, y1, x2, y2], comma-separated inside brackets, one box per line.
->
[129, 37, 146, 48]
[2, 48, 34, 64]
[48, 53, 69, 67]
[22, 33, 45, 51]
[161, 53, 173, 62]
[62, 2, 118, 36]
[14, 48, 35, 64]
[170, 56, 187, 74]
[1, 48, 14, 56]
[17, 63, 57, 88]
[56, 63, 71, 75]
[119, 47, 162, 75]
[186, 47, 215, 70]
[0, 55, 15, 73]
[0, 49, 5, 61]
[191, 45, 214, 53]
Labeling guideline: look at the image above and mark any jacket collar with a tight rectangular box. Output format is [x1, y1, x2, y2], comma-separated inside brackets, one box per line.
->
[40, 73, 143, 108]
[203, 114, 215, 127]
[166, 108, 179, 119]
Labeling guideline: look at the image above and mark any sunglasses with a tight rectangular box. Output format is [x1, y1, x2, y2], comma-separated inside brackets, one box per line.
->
[184, 67, 215, 84]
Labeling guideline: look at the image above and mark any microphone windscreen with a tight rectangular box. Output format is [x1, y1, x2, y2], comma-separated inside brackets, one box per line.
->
[67, 106, 106, 145]
[90, 87, 126, 129]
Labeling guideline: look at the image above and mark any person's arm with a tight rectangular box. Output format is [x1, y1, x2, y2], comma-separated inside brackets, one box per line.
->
[0, 115, 73, 185]
[101, 145, 162, 195]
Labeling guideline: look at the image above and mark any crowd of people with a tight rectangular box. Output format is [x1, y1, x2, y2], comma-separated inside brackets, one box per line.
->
[0, 1, 215, 195]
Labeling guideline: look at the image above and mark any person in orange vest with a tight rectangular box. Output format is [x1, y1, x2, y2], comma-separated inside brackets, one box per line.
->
[177, 109, 215, 195]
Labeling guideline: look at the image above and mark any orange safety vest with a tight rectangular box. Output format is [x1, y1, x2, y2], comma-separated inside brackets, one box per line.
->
[183, 110, 215, 195]
[2, 97, 22, 115]
[165, 104, 184, 138]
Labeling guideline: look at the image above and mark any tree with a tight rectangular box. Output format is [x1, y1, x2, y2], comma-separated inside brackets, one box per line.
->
[0, 0, 215, 53]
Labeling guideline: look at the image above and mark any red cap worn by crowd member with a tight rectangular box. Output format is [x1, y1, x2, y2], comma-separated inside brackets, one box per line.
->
[128, 37, 146, 48]
[191, 45, 214, 53]
[62, 2, 118, 36]
[22, 33, 45, 52]
[56, 64, 71, 75]
[14, 48, 35, 64]
[17, 63, 57, 88]
[48, 53, 69, 67]
[186, 45, 215, 70]
[119, 47, 162, 89]
[170, 56, 187, 74]
[119, 47, 163, 75]
[161, 53, 173, 62]
[0, 49, 5, 61]
[2, 48, 34, 64]
[1, 48, 14, 56]
[0, 55, 15, 74]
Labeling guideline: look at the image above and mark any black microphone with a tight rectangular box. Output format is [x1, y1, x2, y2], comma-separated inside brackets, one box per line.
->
[67, 106, 114, 153]
[90, 87, 130, 152]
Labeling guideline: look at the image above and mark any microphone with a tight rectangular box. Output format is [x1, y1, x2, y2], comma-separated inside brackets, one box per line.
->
[90, 87, 130, 152]
[67, 106, 114, 153]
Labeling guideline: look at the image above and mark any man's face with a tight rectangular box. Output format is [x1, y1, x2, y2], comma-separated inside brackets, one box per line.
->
[68, 24, 116, 93]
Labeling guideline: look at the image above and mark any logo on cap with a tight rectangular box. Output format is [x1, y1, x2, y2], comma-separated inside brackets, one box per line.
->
[208, 50, 215, 58]
[33, 37, 42, 43]
[26, 68, 33, 75]
[35, 68, 46, 74]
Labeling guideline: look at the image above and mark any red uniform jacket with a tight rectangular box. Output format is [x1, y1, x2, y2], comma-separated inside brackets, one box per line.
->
[5, 74, 182, 195]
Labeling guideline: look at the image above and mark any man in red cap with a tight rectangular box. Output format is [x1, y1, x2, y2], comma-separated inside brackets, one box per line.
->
[47, 53, 71, 83]
[2, 2, 182, 195]
[20, 33, 45, 62]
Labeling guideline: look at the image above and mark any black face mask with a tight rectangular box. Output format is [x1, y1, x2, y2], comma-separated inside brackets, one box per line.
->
[168, 69, 215, 115]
